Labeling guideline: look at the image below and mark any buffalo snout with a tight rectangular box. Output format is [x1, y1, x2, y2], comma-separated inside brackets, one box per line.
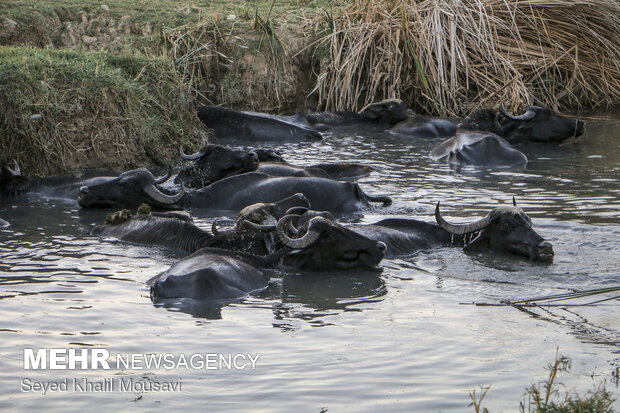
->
[533, 240, 554, 262]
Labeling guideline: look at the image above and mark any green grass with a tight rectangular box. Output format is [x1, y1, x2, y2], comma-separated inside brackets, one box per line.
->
[0, 46, 205, 176]
[0, 0, 333, 51]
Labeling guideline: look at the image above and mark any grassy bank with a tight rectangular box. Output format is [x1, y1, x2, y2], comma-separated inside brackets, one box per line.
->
[0, 46, 204, 176]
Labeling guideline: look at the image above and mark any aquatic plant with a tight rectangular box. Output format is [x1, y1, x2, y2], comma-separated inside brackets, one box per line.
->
[469, 350, 616, 412]
[315, 0, 620, 116]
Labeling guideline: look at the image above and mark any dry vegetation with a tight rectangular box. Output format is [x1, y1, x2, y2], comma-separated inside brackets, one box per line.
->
[314, 0, 620, 116]
[1, 0, 619, 175]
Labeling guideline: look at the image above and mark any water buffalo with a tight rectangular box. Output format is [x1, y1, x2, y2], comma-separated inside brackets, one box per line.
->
[276, 213, 386, 271]
[78, 168, 185, 209]
[305, 99, 411, 131]
[0, 159, 28, 196]
[184, 173, 391, 213]
[429, 109, 528, 167]
[429, 130, 528, 167]
[78, 168, 391, 213]
[498, 101, 585, 143]
[175, 144, 259, 188]
[388, 115, 458, 139]
[196, 105, 322, 142]
[148, 249, 272, 300]
[180, 145, 373, 183]
[91, 209, 214, 254]
[344, 200, 553, 262]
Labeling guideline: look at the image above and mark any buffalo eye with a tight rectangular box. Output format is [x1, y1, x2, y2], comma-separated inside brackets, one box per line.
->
[500, 221, 514, 232]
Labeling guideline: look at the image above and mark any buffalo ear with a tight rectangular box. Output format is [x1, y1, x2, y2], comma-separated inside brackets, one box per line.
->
[281, 248, 312, 268]
[463, 230, 489, 252]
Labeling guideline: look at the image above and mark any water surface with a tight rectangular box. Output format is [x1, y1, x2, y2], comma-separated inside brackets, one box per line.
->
[1, 110, 618, 411]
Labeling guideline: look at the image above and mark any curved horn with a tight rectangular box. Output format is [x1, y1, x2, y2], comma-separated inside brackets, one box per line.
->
[5, 160, 20, 176]
[435, 201, 490, 235]
[241, 217, 277, 232]
[154, 166, 172, 184]
[499, 99, 535, 121]
[179, 145, 208, 161]
[512, 196, 517, 207]
[277, 215, 321, 249]
[212, 219, 235, 236]
[285, 206, 309, 216]
[143, 182, 185, 205]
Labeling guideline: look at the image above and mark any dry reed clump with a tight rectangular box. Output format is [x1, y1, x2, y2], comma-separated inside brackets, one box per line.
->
[161, 13, 310, 111]
[314, 0, 620, 117]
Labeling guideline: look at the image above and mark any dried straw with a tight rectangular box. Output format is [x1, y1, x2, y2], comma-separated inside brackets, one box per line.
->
[315, 0, 620, 116]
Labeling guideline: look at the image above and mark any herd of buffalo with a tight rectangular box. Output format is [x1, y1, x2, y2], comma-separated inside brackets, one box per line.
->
[0, 99, 585, 302]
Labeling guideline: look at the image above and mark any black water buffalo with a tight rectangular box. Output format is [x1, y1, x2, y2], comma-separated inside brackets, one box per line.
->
[344, 200, 553, 262]
[180, 145, 373, 183]
[305, 99, 411, 131]
[148, 249, 272, 300]
[388, 115, 458, 139]
[0, 159, 28, 196]
[429, 109, 528, 167]
[78, 168, 185, 210]
[276, 213, 386, 271]
[196, 105, 322, 142]
[429, 130, 528, 167]
[77, 168, 391, 213]
[498, 101, 585, 143]
[91, 210, 214, 254]
[175, 144, 259, 188]
[253, 147, 375, 179]
[183, 173, 391, 213]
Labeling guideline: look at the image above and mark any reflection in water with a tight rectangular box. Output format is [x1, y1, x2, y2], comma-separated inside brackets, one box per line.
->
[0, 110, 618, 412]
[149, 270, 386, 324]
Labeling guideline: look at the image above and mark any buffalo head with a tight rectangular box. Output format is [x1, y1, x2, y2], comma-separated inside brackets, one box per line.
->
[435, 200, 553, 262]
[176, 144, 259, 187]
[0, 158, 28, 196]
[209, 193, 310, 254]
[359, 99, 411, 125]
[499, 100, 585, 142]
[253, 148, 286, 163]
[277, 214, 386, 271]
[77, 168, 184, 209]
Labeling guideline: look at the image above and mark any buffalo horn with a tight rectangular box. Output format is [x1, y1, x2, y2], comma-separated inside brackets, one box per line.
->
[179, 145, 208, 161]
[277, 215, 321, 249]
[5, 160, 20, 176]
[242, 216, 277, 232]
[154, 167, 172, 184]
[212, 219, 235, 236]
[499, 99, 535, 121]
[512, 196, 517, 207]
[143, 182, 185, 205]
[435, 201, 490, 235]
[284, 206, 309, 216]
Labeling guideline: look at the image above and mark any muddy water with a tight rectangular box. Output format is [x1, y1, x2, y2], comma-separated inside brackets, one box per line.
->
[0, 110, 618, 412]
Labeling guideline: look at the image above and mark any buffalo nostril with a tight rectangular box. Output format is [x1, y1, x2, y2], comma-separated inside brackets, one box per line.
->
[538, 241, 554, 254]
[377, 241, 387, 252]
[79, 186, 89, 196]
